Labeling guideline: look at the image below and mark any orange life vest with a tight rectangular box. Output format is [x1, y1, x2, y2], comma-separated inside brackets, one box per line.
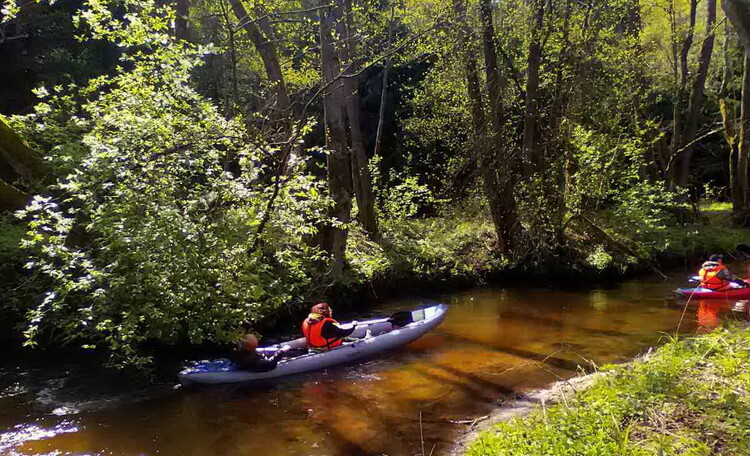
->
[699, 262, 730, 290]
[302, 316, 343, 349]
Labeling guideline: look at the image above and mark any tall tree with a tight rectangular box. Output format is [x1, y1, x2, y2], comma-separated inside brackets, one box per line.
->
[374, 5, 395, 159]
[175, 0, 189, 40]
[725, 0, 750, 219]
[479, 0, 519, 253]
[522, 0, 545, 176]
[723, 0, 750, 52]
[228, 0, 291, 127]
[674, 0, 717, 187]
[720, 23, 743, 212]
[739, 54, 750, 218]
[340, 0, 378, 237]
[668, 0, 716, 187]
[319, 0, 353, 270]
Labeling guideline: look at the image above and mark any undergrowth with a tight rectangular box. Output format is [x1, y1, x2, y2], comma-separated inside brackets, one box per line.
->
[344, 200, 750, 285]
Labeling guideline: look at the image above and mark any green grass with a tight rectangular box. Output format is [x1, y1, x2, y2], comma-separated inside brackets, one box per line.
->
[466, 326, 750, 455]
[699, 201, 733, 213]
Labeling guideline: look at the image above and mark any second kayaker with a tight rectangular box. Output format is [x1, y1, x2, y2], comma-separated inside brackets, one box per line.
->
[232, 333, 289, 372]
[698, 255, 748, 290]
[302, 302, 357, 350]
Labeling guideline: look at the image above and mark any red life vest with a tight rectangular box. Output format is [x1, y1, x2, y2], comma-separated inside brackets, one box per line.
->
[699, 262, 730, 290]
[302, 316, 343, 349]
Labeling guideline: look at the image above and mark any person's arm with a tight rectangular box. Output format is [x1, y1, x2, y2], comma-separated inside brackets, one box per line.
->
[719, 268, 748, 286]
[245, 353, 280, 372]
[320, 321, 356, 339]
[718, 269, 733, 280]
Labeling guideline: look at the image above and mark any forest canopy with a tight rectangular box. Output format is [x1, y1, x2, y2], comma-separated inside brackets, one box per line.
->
[1, 0, 749, 366]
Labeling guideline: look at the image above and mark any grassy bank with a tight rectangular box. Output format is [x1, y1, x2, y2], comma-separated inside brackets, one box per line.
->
[466, 325, 750, 455]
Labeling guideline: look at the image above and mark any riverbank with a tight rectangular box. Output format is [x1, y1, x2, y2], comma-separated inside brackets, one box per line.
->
[1, 200, 749, 363]
[462, 324, 750, 455]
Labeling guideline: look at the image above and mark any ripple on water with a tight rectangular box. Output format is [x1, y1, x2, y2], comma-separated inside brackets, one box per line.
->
[0, 383, 27, 400]
[0, 420, 80, 454]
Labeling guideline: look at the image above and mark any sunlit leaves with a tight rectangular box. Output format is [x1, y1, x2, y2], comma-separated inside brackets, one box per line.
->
[14, 0, 331, 367]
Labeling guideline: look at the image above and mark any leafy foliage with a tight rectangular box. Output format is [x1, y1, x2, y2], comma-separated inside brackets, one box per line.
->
[13, 0, 330, 366]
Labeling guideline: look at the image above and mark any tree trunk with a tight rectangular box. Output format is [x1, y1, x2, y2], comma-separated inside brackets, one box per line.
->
[666, 0, 697, 188]
[720, 22, 742, 212]
[478, 0, 519, 253]
[739, 52, 750, 215]
[0, 115, 47, 183]
[341, 0, 378, 237]
[723, 0, 750, 53]
[480, 0, 504, 134]
[319, 1, 352, 269]
[373, 5, 395, 159]
[522, 0, 544, 176]
[680, 0, 698, 89]
[551, 0, 572, 237]
[174, 0, 189, 40]
[724, 98, 741, 210]
[674, 0, 716, 187]
[0, 115, 46, 210]
[454, 0, 500, 238]
[218, 0, 238, 117]
[0, 180, 29, 211]
[228, 0, 291, 122]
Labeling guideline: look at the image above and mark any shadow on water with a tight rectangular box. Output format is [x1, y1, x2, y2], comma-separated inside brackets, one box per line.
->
[496, 310, 630, 337]
[439, 332, 589, 373]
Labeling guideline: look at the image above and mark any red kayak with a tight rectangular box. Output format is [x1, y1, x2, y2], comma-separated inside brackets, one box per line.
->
[674, 287, 750, 299]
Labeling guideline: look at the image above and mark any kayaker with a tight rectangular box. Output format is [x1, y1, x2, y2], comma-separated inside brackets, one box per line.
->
[698, 255, 748, 290]
[232, 333, 289, 372]
[302, 302, 356, 350]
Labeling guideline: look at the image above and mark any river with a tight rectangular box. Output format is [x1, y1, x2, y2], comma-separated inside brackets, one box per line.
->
[2, 268, 748, 455]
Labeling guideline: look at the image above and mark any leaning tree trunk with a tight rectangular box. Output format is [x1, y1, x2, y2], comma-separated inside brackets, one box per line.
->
[228, 0, 291, 125]
[0, 114, 47, 210]
[340, 0, 378, 238]
[674, 0, 716, 188]
[723, 0, 750, 53]
[319, 0, 353, 270]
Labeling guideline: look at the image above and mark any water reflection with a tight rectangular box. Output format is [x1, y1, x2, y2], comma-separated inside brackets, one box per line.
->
[2, 273, 749, 455]
[695, 299, 750, 334]
[0, 421, 79, 454]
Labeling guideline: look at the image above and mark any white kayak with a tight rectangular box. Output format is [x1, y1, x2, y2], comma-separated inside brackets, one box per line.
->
[178, 303, 447, 385]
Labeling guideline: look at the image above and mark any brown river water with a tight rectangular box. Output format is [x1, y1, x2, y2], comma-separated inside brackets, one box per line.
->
[2, 267, 750, 456]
